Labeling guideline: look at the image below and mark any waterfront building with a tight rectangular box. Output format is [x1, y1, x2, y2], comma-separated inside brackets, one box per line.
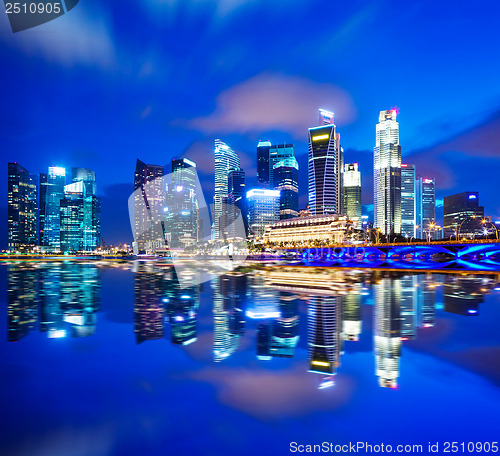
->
[443, 192, 484, 239]
[247, 189, 280, 239]
[374, 110, 401, 235]
[41, 166, 66, 250]
[269, 143, 295, 188]
[7, 162, 38, 252]
[263, 214, 353, 246]
[343, 163, 362, 228]
[400, 164, 416, 238]
[308, 110, 342, 215]
[214, 140, 240, 239]
[60, 181, 85, 252]
[415, 177, 436, 239]
[256, 140, 271, 187]
[273, 157, 299, 219]
[134, 159, 165, 253]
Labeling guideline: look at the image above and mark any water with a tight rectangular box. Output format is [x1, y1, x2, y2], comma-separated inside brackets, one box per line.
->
[1, 261, 500, 456]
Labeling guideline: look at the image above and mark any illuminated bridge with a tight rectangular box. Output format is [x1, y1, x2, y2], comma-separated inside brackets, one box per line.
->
[287, 240, 500, 272]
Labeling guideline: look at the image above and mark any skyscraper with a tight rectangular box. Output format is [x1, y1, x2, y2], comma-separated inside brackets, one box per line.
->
[60, 181, 85, 252]
[71, 167, 96, 195]
[400, 164, 416, 238]
[172, 158, 197, 192]
[343, 163, 362, 228]
[246, 189, 280, 239]
[42, 166, 66, 251]
[374, 110, 402, 235]
[416, 177, 436, 239]
[134, 159, 164, 253]
[273, 157, 299, 219]
[256, 140, 271, 187]
[213, 139, 240, 239]
[227, 167, 247, 235]
[443, 192, 484, 239]
[8, 162, 38, 252]
[308, 110, 342, 215]
[269, 143, 295, 188]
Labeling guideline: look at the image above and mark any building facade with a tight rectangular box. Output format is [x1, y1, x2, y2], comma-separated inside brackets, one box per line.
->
[400, 164, 416, 238]
[8, 163, 38, 252]
[247, 189, 280, 239]
[256, 140, 271, 187]
[416, 177, 436, 239]
[41, 166, 66, 250]
[443, 192, 485, 239]
[308, 110, 342, 216]
[273, 157, 299, 220]
[374, 110, 401, 235]
[343, 163, 361, 228]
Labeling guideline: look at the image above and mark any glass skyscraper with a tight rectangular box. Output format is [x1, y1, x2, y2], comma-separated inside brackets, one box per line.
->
[308, 110, 342, 215]
[273, 157, 299, 219]
[42, 166, 66, 250]
[256, 140, 271, 187]
[443, 192, 484, 239]
[374, 110, 402, 235]
[246, 189, 280, 239]
[343, 163, 362, 228]
[8, 162, 38, 252]
[213, 139, 240, 239]
[400, 164, 416, 238]
[416, 177, 436, 239]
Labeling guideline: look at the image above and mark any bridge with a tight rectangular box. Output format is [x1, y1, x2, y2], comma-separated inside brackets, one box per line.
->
[284, 240, 500, 272]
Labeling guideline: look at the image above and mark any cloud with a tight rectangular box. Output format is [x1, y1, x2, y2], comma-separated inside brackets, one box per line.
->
[0, 4, 116, 69]
[184, 73, 356, 138]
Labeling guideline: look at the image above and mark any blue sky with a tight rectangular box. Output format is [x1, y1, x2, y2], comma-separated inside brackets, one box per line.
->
[1, 0, 500, 244]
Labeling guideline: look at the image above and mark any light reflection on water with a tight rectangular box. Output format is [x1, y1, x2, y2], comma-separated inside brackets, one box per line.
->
[2, 261, 500, 455]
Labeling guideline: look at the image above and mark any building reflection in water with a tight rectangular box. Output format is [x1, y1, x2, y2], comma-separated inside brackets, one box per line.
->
[6, 262, 500, 389]
[7, 262, 100, 341]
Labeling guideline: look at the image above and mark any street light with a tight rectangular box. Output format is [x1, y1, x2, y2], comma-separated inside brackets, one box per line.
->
[481, 219, 499, 240]
[458, 215, 477, 241]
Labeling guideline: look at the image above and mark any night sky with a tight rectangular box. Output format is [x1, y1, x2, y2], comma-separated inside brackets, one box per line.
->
[1, 0, 500, 246]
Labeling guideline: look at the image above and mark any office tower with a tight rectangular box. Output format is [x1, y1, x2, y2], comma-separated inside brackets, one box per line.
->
[165, 158, 199, 248]
[308, 296, 343, 378]
[7, 264, 38, 341]
[214, 139, 240, 239]
[273, 157, 299, 220]
[39, 172, 48, 244]
[134, 159, 165, 253]
[400, 164, 416, 238]
[308, 109, 342, 215]
[374, 277, 402, 388]
[415, 177, 436, 239]
[374, 110, 402, 235]
[343, 163, 362, 228]
[269, 143, 295, 188]
[342, 284, 362, 341]
[227, 167, 247, 235]
[8, 162, 38, 252]
[172, 158, 197, 192]
[256, 140, 271, 187]
[71, 167, 96, 195]
[60, 181, 85, 252]
[42, 166, 66, 250]
[134, 264, 165, 343]
[246, 189, 280, 238]
[443, 192, 484, 239]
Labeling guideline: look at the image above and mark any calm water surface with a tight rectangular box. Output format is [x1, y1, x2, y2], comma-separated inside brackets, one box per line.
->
[1, 261, 500, 456]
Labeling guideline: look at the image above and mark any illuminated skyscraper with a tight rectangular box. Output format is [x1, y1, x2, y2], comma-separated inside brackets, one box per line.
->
[256, 140, 271, 187]
[273, 157, 299, 219]
[226, 167, 247, 236]
[374, 277, 402, 388]
[246, 189, 280, 239]
[214, 139, 240, 239]
[443, 192, 484, 239]
[416, 177, 436, 239]
[374, 110, 401, 235]
[343, 163, 361, 227]
[269, 143, 294, 187]
[400, 164, 416, 238]
[134, 159, 165, 253]
[172, 158, 197, 192]
[60, 181, 85, 252]
[42, 166, 66, 250]
[308, 110, 342, 215]
[8, 162, 38, 252]
[71, 167, 96, 195]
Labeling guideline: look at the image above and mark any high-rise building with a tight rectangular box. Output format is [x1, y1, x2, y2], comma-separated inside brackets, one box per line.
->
[343, 163, 361, 228]
[416, 177, 436, 239]
[60, 181, 85, 253]
[164, 158, 199, 248]
[400, 164, 416, 238]
[256, 140, 271, 187]
[443, 192, 484, 239]
[134, 159, 165, 253]
[71, 167, 96, 195]
[214, 139, 240, 239]
[39, 172, 48, 245]
[374, 110, 401, 235]
[273, 157, 299, 219]
[8, 163, 38, 252]
[227, 167, 247, 235]
[246, 189, 280, 239]
[308, 110, 342, 215]
[269, 143, 295, 188]
[42, 166, 66, 250]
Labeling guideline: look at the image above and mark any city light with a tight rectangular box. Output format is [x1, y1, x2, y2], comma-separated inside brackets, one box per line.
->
[312, 134, 330, 141]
